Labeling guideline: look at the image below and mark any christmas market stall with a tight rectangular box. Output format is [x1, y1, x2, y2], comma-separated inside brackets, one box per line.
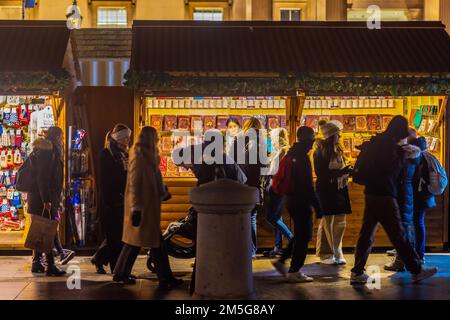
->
[126, 20, 450, 248]
[0, 20, 73, 250]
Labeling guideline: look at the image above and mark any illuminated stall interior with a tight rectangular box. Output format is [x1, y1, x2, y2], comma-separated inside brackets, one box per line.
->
[128, 20, 450, 248]
[0, 21, 71, 249]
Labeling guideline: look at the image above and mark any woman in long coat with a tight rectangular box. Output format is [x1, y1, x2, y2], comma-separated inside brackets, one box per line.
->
[91, 124, 131, 274]
[113, 126, 182, 289]
[314, 120, 352, 265]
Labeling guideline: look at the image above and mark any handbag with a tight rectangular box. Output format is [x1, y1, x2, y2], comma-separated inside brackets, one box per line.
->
[25, 209, 58, 252]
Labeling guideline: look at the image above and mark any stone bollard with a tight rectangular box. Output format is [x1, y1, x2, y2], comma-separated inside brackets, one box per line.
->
[190, 179, 260, 300]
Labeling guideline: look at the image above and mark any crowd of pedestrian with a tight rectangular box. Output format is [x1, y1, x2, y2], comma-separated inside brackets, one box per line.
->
[27, 113, 441, 290]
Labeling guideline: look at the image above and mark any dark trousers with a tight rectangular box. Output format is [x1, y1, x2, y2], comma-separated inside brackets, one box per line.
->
[413, 209, 426, 260]
[351, 195, 422, 275]
[114, 239, 175, 283]
[279, 206, 313, 273]
[92, 238, 123, 273]
[54, 233, 64, 255]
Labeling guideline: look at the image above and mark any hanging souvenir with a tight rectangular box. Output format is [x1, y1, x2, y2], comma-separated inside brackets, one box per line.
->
[1, 199, 10, 215]
[11, 191, 21, 209]
[6, 150, 14, 169]
[0, 186, 6, 198]
[6, 96, 20, 106]
[2, 107, 11, 124]
[0, 151, 7, 170]
[6, 187, 14, 200]
[13, 150, 22, 166]
[15, 130, 22, 148]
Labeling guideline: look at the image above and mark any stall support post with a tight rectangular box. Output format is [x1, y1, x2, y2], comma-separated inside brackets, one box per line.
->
[190, 179, 259, 300]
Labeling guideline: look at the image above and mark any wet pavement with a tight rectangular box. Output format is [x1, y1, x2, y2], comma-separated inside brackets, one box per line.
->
[0, 253, 449, 300]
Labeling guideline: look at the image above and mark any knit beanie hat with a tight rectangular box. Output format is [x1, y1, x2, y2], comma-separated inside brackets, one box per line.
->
[320, 120, 343, 139]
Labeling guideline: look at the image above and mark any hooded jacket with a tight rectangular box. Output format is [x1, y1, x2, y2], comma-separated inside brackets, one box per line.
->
[363, 133, 404, 198]
[27, 138, 64, 217]
[286, 142, 321, 215]
[397, 144, 421, 214]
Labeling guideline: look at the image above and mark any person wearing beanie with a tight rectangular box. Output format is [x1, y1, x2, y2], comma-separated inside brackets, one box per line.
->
[272, 126, 322, 283]
[314, 120, 352, 266]
[350, 115, 437, 285]
[91, 124, 132, 275]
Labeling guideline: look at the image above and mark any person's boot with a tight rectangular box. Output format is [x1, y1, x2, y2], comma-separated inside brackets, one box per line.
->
[45, 253, 66, 277]
[90, 258, 107, 274]
[113, 274, 136, 285]
[31, 252, 45, 274]
[384, 257, 406, 272]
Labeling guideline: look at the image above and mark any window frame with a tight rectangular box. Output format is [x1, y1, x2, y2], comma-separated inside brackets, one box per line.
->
[279, 7, 302, 21]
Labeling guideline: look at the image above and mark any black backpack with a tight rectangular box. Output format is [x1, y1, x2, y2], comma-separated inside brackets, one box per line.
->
[15, 153, 36, 192]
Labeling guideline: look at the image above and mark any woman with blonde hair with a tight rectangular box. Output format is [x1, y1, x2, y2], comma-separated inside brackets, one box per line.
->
[113, 126, 181, 289]
[91, 124, 132, 274]
[314, 120, 352, 265]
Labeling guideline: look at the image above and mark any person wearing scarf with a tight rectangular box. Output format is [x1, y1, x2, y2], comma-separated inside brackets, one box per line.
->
[91, 124, 132, 274]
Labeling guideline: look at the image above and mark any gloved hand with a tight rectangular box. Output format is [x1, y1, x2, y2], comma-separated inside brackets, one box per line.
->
[132, 210, 141, 227]
[161, 186, 172, 202]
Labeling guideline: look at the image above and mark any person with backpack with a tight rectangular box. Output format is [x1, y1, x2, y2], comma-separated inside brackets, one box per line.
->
[91, 124, 131, 274]
[264, 128, 293, 258]
[28, 127, 66, 276]
[271, 126, 322, 283]
[314, 120, 352, 266]
[385, 129, 422, 272]
[350, 115, 438, 285]
[411, 136, 441, 263]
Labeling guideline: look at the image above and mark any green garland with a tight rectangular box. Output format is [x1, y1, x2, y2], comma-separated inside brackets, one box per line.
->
[125, 70, 450, 96]
[0, 70, 71, 92]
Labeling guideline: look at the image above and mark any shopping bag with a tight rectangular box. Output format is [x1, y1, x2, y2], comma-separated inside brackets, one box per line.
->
[24, 210, 58, 252]
[413, 105, 424, 128]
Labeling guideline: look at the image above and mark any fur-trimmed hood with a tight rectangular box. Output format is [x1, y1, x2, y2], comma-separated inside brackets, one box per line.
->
[32, 138, 53, 152]
[400, 143, 421, 159]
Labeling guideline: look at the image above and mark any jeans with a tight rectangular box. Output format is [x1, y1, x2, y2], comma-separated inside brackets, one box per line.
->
[265, 188, 293, 249]
[279, 206, 313, 273]
[413, 210, 426, 260]
[351, 195, 422, 275]
[251, 209, 257, 256]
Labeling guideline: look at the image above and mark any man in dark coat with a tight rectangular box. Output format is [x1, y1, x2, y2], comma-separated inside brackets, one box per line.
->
[350, 116, 437, 284]
[272, 126, 322, 283]
[29, 127, 66, 276]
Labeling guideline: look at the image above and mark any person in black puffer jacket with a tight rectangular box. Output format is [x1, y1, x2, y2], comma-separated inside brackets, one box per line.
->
[411, 136, 436, 262]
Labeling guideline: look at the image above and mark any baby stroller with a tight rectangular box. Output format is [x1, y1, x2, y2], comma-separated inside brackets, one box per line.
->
[146, 207, 197, 272]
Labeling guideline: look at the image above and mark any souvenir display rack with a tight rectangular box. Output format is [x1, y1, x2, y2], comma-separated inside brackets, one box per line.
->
[0, 95, 57, 248]
[143, 96, 288, 178]
[302, 96, 444, 166]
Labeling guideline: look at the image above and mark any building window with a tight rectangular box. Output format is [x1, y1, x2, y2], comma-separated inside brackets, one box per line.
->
[0, 6, 21, 19]
[347, 9, 409, 21]
[97, 7, 128, 27]
[193, 9, 223, 21]
[280, 8, 301, 21]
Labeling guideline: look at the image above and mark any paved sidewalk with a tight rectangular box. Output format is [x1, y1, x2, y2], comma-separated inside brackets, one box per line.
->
[0, 253, 449, 300]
